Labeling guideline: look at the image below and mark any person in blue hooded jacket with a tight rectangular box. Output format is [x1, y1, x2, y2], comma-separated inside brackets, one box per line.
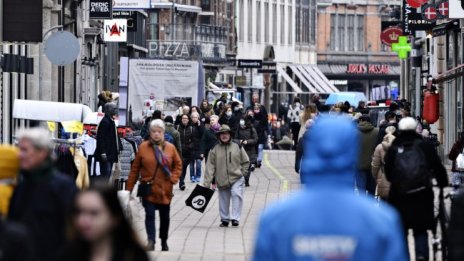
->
[253, 115, 408, 261]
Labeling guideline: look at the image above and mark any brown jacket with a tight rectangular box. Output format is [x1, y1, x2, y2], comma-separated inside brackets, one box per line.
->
[371, 136, 394, 199]
[127, 141, 182, 205]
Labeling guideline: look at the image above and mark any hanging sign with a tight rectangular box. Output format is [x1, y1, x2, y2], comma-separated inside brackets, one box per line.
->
[381, 26, 403, 46]
[407, 0, 428, 8]
[403, 0, 436, 34]
[103, 19, 127, 42]
[113, 11, 138, 31]
[436, 1, 449, 19]
[113, 0, 150, 10]
[422, 4, 438, 21]
[89, 0, 113, 19]
[392, 36, 412, 59]
[47, 122, 57, 132]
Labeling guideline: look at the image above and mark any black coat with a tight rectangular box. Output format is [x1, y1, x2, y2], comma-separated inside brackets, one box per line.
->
[178, 124, 195, 159]
[95, 116, 121, 162]
[234, 126, 258, 163]
[384, 131, 448, 230]
[450, 188, 464, 261]
[191, 123, 205, 158]
[219, 115, 239, 134]
[200, 128, 218, 157]
[0, 220, 34, 261]
[8, 169, 78, 261]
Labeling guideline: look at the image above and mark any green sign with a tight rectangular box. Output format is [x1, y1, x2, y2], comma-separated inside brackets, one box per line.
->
[392, 36, 411, 59]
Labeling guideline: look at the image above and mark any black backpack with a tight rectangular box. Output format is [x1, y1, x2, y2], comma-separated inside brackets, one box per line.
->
[392, 140, 431, 193]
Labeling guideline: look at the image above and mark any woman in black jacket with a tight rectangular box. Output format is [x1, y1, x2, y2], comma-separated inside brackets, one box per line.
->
[235, 116, 258, 186]
[177, 114, 195, 191]
[219, 105, 239, 134]
[450, 188, 464, 261]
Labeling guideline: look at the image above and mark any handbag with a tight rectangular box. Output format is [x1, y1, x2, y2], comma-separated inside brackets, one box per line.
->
[137, 162, 160, 198]
[456, 148, 464, 171]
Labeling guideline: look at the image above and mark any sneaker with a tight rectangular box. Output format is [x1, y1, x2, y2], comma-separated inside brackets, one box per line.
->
[220, 221, 229, 227]
[161, 240, 169, 251]
[191, 176, 195, 183]
[232, 220, 239, 227]
[145, 240, 155, 251]
[257, 162, 262, 168]
[180, 185, 186, 191]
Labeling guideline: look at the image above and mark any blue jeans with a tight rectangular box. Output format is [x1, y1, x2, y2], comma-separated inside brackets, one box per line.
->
[142, 200, 170, 242]
[99, 161, 113, 181]
[257, 144, 264, 162]
[355, 170, 376, 196]
[413, 229, 429, 260]
[189, 159, 202, 181]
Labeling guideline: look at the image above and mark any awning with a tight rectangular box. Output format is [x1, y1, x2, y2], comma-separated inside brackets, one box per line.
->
[175, 4, 202, 13]
[433, 64, 464, 84]
[151, 2, 173, 9]
[13, 99, 93, 122]
[199, 11, 214, 16]
[276, 66, 303, 94]
[289, 65, 339, 94]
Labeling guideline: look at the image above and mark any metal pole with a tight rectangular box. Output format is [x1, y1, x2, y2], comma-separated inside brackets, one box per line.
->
[0, 0, 3, 42]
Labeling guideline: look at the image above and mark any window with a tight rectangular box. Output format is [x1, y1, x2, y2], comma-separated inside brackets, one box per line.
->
[357, 15, 364, 51]
[337, 15, 345, 51]
[248, 0, 253, 42]
[329, 14, 336, 50]
[265, 2, 269, 43]
[347, 15, 354, 51]
[288, 6, 292, 44]
[280, 4, 285, 44]
[295, 3, 301, 43]
[302, 1, 309, 44]
[256, 1, 261, 43]
[273, 3, 277, 44]
[148, 12, 159, 40]
[239, 0, 244, 41]
[310, 0, 316, 44]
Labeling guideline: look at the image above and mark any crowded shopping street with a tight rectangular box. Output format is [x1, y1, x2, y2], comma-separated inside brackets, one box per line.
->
[2, 0, 464, 261]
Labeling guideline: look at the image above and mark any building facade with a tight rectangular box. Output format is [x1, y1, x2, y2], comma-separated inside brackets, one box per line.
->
[317, 0, 401, 100]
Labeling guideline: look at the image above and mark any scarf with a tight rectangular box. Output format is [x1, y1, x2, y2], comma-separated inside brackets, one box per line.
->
[22, 158, 55, 183]
[151, 139, 171, 177]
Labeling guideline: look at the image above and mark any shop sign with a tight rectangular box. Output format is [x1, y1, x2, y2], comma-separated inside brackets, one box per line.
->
[422, 4, 438, 21]
[330, 80, 348, 85]
[113, 11, 137, 31]
[403, 0, 435, 35]
[89, 0, 113, 19]
[449, 0, 464, 18]
[258, 61, 277, 74]
[381, 27, 403, 46]
[407, 0, 428, 8]
[346, 64, 390, 74]
[437, 1, 449, 19]
[392, 36, 412, 59]
[103, 19, 127, 42]
[113, 0, 150, 10]
[237, 59, 263, 69]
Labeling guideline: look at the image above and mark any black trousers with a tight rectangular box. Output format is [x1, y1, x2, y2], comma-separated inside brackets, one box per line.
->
[290, 122, 301, 149]
[180, 157, 192, 187]
[142, 200, 170, 241]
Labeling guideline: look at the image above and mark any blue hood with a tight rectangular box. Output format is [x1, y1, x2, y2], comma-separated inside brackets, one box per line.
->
[301, 115, 359, 186]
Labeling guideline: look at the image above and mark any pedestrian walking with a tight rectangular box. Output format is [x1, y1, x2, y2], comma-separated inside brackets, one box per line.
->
[384, 117, 448, 261]
[164, 116, 182, 154]
[253, 115, 408, 261]
[219, 104, 239, 134]
[449, 188, 464, 261]
[235, 116, 258, 186]
[377, 111, 398, 145]
[203, 125, 250, 227]
[95, 102, 122, 181]
[0, 145, 20, 217]
[371, 126, 396, 200]
[199, 99, 214, 122]
[141, 110, 162, 141]
[60, 184, 149, 261]
[448, 131, 464, 187]
[178, 114, 195, 190]
[356, 115, 379, 195]
[175, 106, 190, 127]
[190, 112, 205, 183]
[127, 120, 182, 251]
[200, 115, 220, 163]
[8, 128, 78, 261]
[251, 104, 268, 168]
[287, 97, 303, 149]
[298, 104, 318, 140]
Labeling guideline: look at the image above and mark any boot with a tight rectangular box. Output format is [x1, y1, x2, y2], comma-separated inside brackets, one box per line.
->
[145, 240, 155, 251]
[161, 240, 169, 251]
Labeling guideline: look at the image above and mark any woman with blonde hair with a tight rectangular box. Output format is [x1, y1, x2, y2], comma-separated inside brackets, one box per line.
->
[298, 104, 318, 140]
[371, 126, 396, 200]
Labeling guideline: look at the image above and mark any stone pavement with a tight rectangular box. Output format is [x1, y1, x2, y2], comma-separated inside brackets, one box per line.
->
[129, 150, 300, 261]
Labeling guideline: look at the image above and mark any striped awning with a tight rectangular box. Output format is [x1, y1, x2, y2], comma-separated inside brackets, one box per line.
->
[289, 65, 339, 94]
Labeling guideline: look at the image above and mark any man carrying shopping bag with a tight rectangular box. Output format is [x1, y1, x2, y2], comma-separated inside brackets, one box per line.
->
[203, 125, 250, 227]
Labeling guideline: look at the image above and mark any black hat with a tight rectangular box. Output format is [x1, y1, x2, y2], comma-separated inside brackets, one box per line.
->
[164, 116, 174, 123]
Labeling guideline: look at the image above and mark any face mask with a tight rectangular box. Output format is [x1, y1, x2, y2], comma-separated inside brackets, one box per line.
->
[226, 111, 232, 117]
[234, 107, 240, 111]
[240, 120, 245, 126]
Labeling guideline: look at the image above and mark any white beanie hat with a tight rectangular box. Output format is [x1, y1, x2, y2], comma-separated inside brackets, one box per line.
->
[398, 117, 417, 131]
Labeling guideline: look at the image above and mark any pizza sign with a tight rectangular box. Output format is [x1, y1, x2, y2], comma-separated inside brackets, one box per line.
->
[381, 27, 403, 46]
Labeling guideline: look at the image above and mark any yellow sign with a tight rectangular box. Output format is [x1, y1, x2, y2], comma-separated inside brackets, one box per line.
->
[47, 122, 56, 132]
[61, 121, 84, 133]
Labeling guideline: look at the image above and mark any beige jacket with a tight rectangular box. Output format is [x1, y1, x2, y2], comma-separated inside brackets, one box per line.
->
[204, 141, 250, 189]
[371, 137, 394, 199]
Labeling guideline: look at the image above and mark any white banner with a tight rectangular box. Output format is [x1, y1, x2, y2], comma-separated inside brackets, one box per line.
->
[128, 59, 200, 123]
[449, 0, 464, 18]
[114, 0, 150, 9]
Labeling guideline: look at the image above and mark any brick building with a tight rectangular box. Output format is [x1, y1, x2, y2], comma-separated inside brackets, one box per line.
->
[317, 0, 401, 101]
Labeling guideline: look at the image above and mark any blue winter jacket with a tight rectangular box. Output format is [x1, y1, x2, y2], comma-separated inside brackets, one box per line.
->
[253, 115, 408, 261]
